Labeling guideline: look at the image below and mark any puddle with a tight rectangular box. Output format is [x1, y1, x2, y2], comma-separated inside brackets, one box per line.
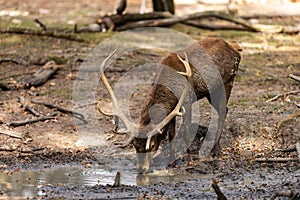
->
[0, 166, 210, 199]
[0, 166, 135, 199]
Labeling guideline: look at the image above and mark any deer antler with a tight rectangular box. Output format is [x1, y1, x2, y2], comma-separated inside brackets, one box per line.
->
[145, 52, 192, 150]
[98, 50, 138, 147]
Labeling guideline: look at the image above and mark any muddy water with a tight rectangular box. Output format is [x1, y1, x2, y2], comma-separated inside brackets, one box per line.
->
[0, 166, 134, 199]
[0, 166, 210, 199]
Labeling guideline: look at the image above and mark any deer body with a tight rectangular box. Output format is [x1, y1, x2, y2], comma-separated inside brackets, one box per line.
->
[132, 38, 241, 172]
[99, 38, 241, 173]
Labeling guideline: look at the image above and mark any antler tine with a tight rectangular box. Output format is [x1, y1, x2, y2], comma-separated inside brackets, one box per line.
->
[146, 52, 192, 150]
[97, 101, 114, 116]
[99, 49, 138, 146]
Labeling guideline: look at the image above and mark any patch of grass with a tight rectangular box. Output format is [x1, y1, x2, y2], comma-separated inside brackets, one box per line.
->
[49, 88, 73, 99]
[229, 97, 257, 106]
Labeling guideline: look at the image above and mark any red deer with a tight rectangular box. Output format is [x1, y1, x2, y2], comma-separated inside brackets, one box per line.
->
[98, 38, 241, 173]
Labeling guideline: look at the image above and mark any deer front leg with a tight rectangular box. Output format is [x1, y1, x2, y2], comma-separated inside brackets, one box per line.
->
[182, 103, 193, 166]
[167, 117, 176, 167]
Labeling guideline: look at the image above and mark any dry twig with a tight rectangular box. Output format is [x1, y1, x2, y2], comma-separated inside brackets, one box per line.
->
[0, 27, 84, 42]
[0, 128, 22, 139]
[31, 100, 87, 123]
[289, 74, 300, 82]
[255, 157, 299, 162]
[270, 190, 296, 200]
[212, 179, 227, 200]
[275, 145, 296, 152]
[265, 90, 300, 103]
[9, 113, 56, 127]
[18, 96, 40, 116]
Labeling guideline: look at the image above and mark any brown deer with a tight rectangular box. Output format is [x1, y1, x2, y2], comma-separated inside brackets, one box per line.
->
[98, 38, 241, 173]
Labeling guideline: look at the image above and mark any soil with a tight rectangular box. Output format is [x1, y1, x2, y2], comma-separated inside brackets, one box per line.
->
[0, 0, 300, 199]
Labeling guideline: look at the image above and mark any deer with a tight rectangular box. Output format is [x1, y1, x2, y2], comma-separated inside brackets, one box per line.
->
[98, 38, 241, 173]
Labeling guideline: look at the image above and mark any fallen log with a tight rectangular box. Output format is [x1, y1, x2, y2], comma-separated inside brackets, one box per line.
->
[115, 11, 262, 32]
[17, 61, 59, 88]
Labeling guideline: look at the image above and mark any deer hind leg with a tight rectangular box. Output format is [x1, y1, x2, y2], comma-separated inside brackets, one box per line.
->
[201, 86, 227, 158]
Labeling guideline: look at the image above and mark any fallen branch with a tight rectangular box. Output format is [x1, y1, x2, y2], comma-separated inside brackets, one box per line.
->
[212, 179, 227, 200]
[265, 90, 300, 103]
[0, 146, 45, 152]
[183, 20, 249, 31]
[0, 58, 22, 65]
[0, 146, 16, 152]
[289, 74, 300, 82]
[255, 157, 299, 162]
[17, 61, 59, 88]
[34, 18, 47, 31]
[270, 190, 296, 200]
[9, 114, 56, 127]
[74, 102, 96, 109]
[0, 71, 34, 81]
[19, 146, 45, 153]
[275, 145, 296, 152]
[0, 128, 22, 139]
[116, 11, 261, 32]
[18, 96, 40, 116]
[31, 100, 87, 123]
[0, 27, 84, 42]
[93, 12, 172, 32]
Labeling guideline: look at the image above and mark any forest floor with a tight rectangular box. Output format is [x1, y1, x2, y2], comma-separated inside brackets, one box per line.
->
[0, 0, 299, 199]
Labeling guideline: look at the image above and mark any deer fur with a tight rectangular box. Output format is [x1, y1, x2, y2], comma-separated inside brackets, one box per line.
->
[132, 38, 241, 172]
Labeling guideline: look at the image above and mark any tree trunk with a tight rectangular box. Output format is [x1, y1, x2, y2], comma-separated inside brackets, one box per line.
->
[152, 0, 175, 14]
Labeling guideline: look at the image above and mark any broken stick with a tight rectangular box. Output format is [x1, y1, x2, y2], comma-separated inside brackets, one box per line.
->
[18, 61, 59, 88]
[270, 190, 296, 200]
[265, 90, 300, 103]
[212, 179, 227, 200]
[255, 157, 299, 162]
[19, 96, 40, 116]
[0, 128, 22, 139]
[289, 74, 300, 82]
[31, 100, 87, 123]
[9, 113, 56, 127]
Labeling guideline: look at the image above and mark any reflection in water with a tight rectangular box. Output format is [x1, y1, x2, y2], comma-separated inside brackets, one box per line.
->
[0, 166, 208, 199]
[0, 166, 134, 199]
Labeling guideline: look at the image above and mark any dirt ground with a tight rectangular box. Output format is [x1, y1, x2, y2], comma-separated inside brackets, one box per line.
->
[0, 0, 300, 199]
